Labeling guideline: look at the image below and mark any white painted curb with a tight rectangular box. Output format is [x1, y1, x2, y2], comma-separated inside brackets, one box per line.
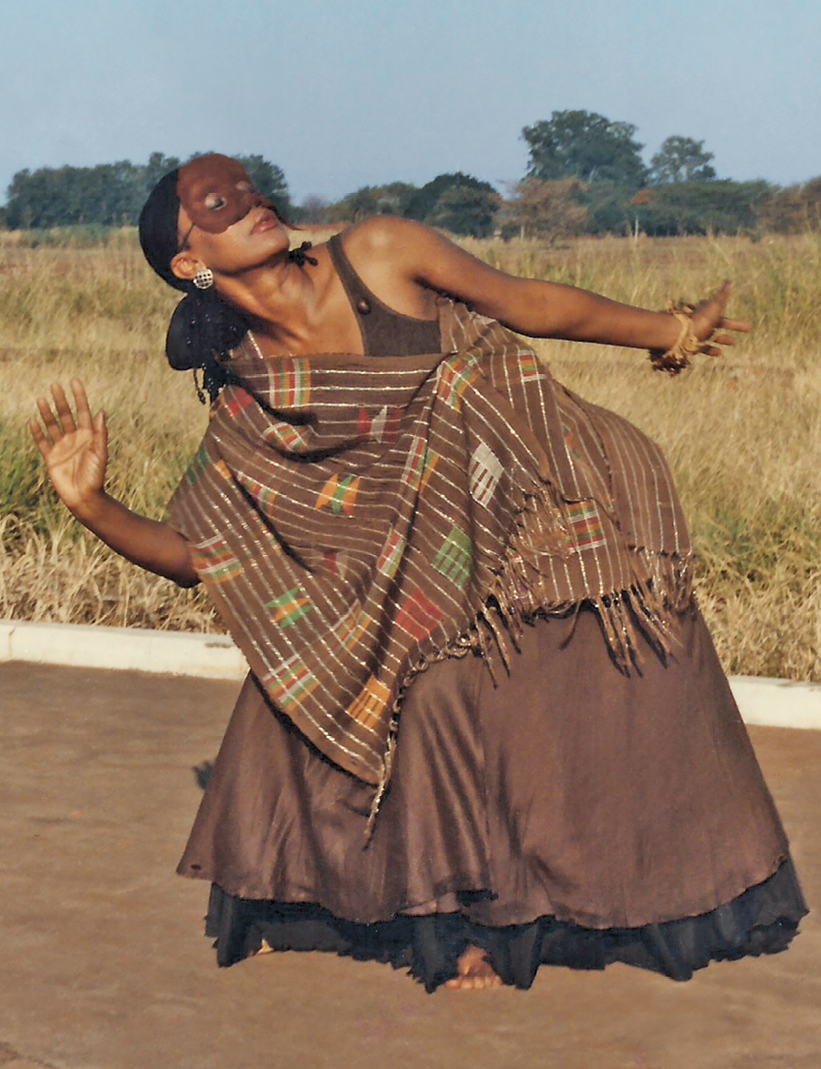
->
[727, 676, 821, 732]
[0, 619, 247, 681]
[1, 618, 819, 730]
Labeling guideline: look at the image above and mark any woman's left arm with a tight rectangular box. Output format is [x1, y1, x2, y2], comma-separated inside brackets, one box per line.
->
[375, 218, 748, 355]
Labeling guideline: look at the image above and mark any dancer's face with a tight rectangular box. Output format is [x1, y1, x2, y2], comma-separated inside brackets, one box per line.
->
[171, 154, 288, 287]
[176, 154, 273, 236]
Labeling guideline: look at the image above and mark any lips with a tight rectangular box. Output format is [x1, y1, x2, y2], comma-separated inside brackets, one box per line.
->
[251, 209, 278, 235]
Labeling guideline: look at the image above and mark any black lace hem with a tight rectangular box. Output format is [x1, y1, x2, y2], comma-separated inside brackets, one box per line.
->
[203, 856, 806, 992]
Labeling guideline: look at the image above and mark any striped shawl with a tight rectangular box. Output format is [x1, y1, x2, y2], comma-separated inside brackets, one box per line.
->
[168, 300, 693, 793]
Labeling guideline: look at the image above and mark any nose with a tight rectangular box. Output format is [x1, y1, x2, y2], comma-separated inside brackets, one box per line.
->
[236, 188, 270, 225]
[243, 189, 271, 214]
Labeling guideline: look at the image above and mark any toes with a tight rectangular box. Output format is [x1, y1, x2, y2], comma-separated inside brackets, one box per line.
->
[444, 945, 504, 989]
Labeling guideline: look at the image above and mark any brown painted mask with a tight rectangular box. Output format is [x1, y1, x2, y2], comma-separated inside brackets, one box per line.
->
[176, 153, 274, 234]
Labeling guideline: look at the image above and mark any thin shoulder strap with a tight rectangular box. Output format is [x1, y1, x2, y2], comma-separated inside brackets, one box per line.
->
[328, 232, 377, 354]
[326, 233, 442, 358]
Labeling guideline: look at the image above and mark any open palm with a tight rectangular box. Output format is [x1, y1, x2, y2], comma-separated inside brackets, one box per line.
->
[30, 379, 108, 514]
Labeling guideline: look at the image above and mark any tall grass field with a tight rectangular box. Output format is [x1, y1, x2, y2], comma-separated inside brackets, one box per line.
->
[1, 227, 819, 681]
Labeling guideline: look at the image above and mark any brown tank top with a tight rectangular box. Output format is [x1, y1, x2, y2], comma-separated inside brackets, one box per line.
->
[328, 233, 442, 357]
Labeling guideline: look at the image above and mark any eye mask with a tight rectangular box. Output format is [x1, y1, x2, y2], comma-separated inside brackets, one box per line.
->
[176, 153, 273, 234]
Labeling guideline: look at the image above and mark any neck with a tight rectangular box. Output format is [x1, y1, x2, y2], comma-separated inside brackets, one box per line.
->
[215, 251, 323, 349]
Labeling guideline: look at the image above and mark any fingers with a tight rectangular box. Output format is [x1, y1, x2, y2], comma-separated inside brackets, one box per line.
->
[92, 409, 109, 460]
[706, 280, 732, 316]
[717, 317, 751, 334]
[50, 382, 78, 436]
[35, 390, 65, 443]
[708, 283, 750, 333]
[691, 282, 751, 362]
[70, 378, 93, 430]
[701, 282, 748, 322]
[700, 331, 742, 357]
[32, 380, 94, 444]
[29, 415, 51, 458]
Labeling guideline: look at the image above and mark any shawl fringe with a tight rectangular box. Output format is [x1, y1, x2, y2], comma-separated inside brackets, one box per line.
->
[366, 471, 696, 837]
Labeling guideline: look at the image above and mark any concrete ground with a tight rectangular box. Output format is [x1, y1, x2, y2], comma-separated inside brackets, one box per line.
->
[1, 660, 818, 1069]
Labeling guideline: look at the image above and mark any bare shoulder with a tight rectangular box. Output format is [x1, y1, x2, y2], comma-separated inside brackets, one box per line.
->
[331, 217, 449, 318]
[339, 216, 437, 265]
[335, 216, 531, 325]
[341, 216, 497, 285]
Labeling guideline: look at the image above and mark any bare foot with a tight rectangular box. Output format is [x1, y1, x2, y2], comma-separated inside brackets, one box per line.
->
[253, 938, 275, 957]
[444, 945, 503, 990]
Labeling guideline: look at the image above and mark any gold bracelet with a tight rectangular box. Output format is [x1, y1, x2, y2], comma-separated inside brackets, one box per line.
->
[649, 302, 707, 375]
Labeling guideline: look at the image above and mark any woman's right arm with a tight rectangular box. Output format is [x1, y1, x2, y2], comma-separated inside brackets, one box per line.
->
[30, 380, 199, 588]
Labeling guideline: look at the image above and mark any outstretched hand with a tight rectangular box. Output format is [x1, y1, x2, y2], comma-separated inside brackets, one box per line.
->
[688, 281, 750, 357]
[30, 379, 108, 516]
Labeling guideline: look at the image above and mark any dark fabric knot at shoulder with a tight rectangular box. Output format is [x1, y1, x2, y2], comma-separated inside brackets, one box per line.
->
[287, 241, 319, 267]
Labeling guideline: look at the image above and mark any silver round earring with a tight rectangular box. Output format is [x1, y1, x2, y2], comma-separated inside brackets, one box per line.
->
[193, 266, 214, 290]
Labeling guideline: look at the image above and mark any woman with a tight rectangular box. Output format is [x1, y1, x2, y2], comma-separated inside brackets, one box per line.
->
[32, 154, 806, 991]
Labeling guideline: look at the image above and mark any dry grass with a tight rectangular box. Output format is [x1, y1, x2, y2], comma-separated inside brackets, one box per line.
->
[1, 228, 819, 680]
[0, 232, 216, 632]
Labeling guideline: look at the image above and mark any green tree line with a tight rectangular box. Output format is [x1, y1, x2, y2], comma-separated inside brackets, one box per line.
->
[3, 114, 820, 239]
[2, 152, 292, 229]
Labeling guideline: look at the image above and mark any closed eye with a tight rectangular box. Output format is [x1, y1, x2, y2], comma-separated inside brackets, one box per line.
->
[205, 193, 228, 211]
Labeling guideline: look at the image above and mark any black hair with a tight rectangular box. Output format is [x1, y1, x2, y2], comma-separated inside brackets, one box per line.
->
[138, 169, 249, 401]
[165, 292, 246, 402]
[138, 171, 188, 293]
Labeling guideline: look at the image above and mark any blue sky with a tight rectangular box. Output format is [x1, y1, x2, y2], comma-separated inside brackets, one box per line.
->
[2, 0, 819, 205]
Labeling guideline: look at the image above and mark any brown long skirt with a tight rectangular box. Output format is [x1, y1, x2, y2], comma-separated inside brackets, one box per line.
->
[179, 605, 806, 990]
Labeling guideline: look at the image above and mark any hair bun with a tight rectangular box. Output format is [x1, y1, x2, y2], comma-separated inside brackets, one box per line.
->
[165, 291, 249, 369]
[166, 294, 203, 370]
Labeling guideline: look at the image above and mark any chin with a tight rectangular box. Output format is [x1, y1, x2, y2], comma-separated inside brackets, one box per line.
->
[247, 226, 289, 264]
[265, 225, 290, 253]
